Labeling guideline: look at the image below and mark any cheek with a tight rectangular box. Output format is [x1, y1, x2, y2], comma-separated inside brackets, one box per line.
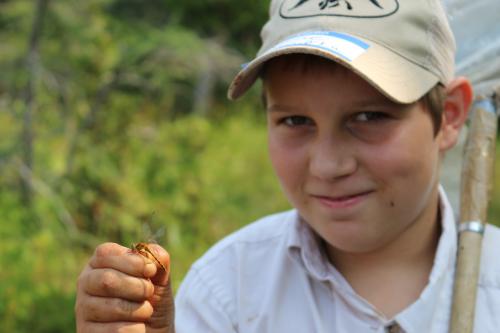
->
[268, 136, 307, 192]
[362, 136, 439, 214]
[269, 138, 292, 179]
[364, 124, 439, 180]
[360, 143, 413, 179]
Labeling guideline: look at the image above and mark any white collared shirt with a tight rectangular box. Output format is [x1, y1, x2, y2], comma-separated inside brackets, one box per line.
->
[175, 188, 500, 332]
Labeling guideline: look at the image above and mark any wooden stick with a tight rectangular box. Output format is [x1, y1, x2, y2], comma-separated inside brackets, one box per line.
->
[449, 91, 499, 333]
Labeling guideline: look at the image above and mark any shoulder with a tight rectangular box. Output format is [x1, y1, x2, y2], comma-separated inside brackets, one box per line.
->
[191, 209, 297, 269]
[175, 210, 298, 328]
[176, 209, 297, 290]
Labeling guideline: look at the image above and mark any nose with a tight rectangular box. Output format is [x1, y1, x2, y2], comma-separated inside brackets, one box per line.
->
[309, 135, 357, 181]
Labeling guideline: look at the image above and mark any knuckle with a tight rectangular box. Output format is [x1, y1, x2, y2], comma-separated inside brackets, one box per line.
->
[100, 270, 119, 293]
[85, 300, 100, 320]
[74, 297, 92, 323]
[76, 268, 90, 290]
[94, 242, 118, 258]
[121, 299, 138, 316]
[74, 299, 82, 317]
[75, 319, 87, 333]
[76, 274, 84, 290]
[75, 276, 92, 317]
[141, 279, 154, 298]
[120, 300, 153, 321]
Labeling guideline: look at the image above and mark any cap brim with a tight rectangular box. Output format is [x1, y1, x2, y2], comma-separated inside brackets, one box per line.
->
[227, 32, 439, 104]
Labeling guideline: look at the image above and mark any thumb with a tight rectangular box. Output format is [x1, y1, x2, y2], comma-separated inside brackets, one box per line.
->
[147, 244, 170, 286]
[146, 244, 175, 332]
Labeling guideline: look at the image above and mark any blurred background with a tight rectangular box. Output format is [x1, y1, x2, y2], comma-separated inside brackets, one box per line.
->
[0, 0, 498, 331]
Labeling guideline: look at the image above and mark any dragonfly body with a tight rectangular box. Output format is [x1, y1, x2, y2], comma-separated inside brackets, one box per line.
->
[132, 242, 167, 272]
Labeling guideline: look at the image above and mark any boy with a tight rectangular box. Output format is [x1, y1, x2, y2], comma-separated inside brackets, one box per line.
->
[75, 1, 500, 332]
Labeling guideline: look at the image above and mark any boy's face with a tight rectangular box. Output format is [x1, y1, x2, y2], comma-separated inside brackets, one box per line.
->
[264, 57, 452, 255]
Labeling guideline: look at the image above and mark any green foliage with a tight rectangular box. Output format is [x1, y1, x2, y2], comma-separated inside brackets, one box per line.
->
[490, 144, 500, 223]
[163, 0, 268, 54]
[0, 109, 290, 331]
[0, 0, 499, 332]
[0, 0, 274, 330]
[0, 221, 82, 332]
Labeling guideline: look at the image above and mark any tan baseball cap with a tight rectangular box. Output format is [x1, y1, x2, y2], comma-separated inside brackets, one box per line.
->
[228, 0, 455, 104]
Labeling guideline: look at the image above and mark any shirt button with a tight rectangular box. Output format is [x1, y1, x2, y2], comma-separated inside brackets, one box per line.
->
[385, 322, 403, 333]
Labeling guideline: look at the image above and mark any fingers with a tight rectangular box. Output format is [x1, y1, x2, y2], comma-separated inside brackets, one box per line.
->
[77, 321, 145, 333]
[75, 267, 155, 331]
[147, 243, 171, 286]
[145, 245, 175, 331]
[90, 243, 157, 278]
[82, 267, 155, 301]
[147, 278, 175, 330]
[83, 296, 153, 322]
[75, 242, 175, 333]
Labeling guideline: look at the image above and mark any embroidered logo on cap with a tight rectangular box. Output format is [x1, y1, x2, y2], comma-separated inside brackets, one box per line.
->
[280, 0, 399, 19]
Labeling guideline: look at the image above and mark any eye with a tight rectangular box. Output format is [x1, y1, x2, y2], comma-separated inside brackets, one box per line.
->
[353, 111, 390, 122]
[346, 110, 397, 142]
[281, 116, 313, 127]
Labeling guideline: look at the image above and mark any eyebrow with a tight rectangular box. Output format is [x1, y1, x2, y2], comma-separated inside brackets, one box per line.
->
[351, 97, 401, 109]
[266, 99, 401, 114]
[266, 104, 305, 113]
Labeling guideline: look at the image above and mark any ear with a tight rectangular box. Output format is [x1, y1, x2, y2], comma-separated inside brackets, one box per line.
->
[438, 77, 473, 151]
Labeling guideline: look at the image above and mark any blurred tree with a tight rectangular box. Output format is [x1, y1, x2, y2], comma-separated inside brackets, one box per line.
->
[21, 0, 50, 206]
[0, 0, 264, 268]
[102, 0, 266, 59]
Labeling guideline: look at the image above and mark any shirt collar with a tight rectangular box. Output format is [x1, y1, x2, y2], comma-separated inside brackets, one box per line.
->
[287, 210, 334, 282]
[395, 186, 457, 333]
[286, 186, 458, 332]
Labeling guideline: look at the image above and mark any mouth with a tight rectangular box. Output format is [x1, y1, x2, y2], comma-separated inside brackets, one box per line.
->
[312, 190, 373, 209]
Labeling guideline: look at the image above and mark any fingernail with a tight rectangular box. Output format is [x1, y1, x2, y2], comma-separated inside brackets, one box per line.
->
[144, 261, 156, 277]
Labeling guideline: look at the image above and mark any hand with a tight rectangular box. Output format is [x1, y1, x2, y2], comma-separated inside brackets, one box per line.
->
[75, 242, 175, 333]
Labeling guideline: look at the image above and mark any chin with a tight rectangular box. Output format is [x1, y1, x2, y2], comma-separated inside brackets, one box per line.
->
[318, 223, 387, 254]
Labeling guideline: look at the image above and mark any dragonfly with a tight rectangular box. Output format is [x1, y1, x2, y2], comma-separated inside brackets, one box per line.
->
[131, 242, 167, 273]
[131, 214, 167, 273]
